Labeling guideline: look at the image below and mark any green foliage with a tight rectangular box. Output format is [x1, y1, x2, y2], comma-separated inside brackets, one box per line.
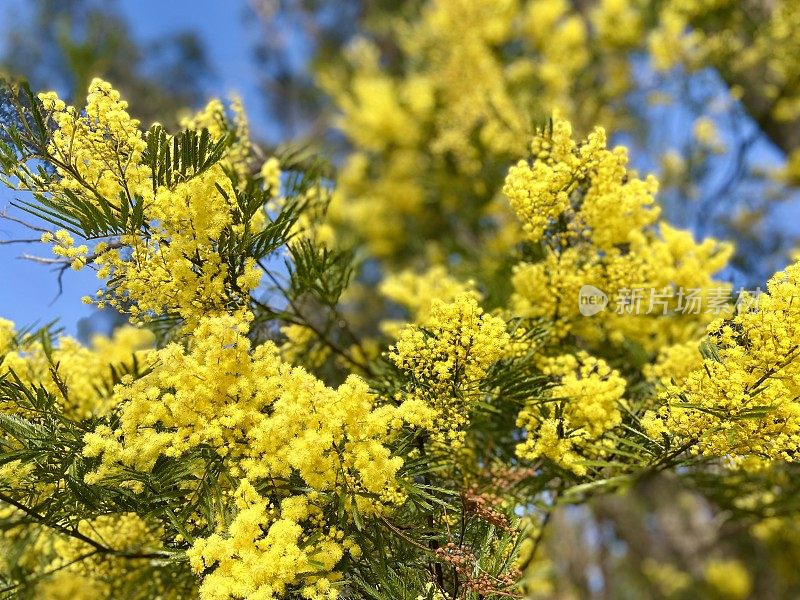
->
[288, 239, 355, 308]
[143, 125, 230, 192]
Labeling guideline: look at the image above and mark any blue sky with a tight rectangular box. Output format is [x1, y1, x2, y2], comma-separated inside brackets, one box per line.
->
[0, 0, 264, 336]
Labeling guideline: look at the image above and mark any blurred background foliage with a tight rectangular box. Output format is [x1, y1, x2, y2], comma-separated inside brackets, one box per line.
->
[1, 0, 212, 128]
[3, 1, 800, 598]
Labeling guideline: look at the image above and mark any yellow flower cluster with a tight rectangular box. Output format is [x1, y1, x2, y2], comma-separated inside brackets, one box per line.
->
[7, 29, 800, 592]
[36, 80, 265, 330]
[38, 81, 150, 203]
[645, 261, 800, 462]
[81, 311, 406, 598]
[378, 265, 478, 337]
[41, 229, 89, 270]
[0, 320, 154, 418]
[644, 340, 703, 387]
[180, 95, 253, 179]
[318, 0, 800, 295]
[0, 319, 170, 596]
[92, 169, 258, 328]
[502, 119, 580, 243]
[389, 294, 509, 446]
[507, 118, 732, 353]
[3, 80, 428, 598]
[504, 119, 661, 248]
[516, 352, 625, 475]
[187, 480, 352, 600]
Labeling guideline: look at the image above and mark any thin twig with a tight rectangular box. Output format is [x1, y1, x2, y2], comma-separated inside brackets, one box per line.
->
[0, 238, 39, 245]
[0, 491, 170, 560]
[18, 254, 63, 264]
[0, 209, 50, 233]
[258, 261, 374, 374]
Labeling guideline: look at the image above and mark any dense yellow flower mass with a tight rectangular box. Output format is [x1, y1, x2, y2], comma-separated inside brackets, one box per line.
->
[502, 119, 583, 244]
[390, 294, 509, 446]
[321, 0, 643, 261]
[187, 480, 349, 600]
[645, 262, 800, 463]
[0, 320, 154, 418]
[35, 79, 267, 330]
[506, 118, 732, 352]
[516, 352, 626, 475]
[319, 0, 800, 303]
[79, 309, 410, 597]
[37, 82, 150, 203]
